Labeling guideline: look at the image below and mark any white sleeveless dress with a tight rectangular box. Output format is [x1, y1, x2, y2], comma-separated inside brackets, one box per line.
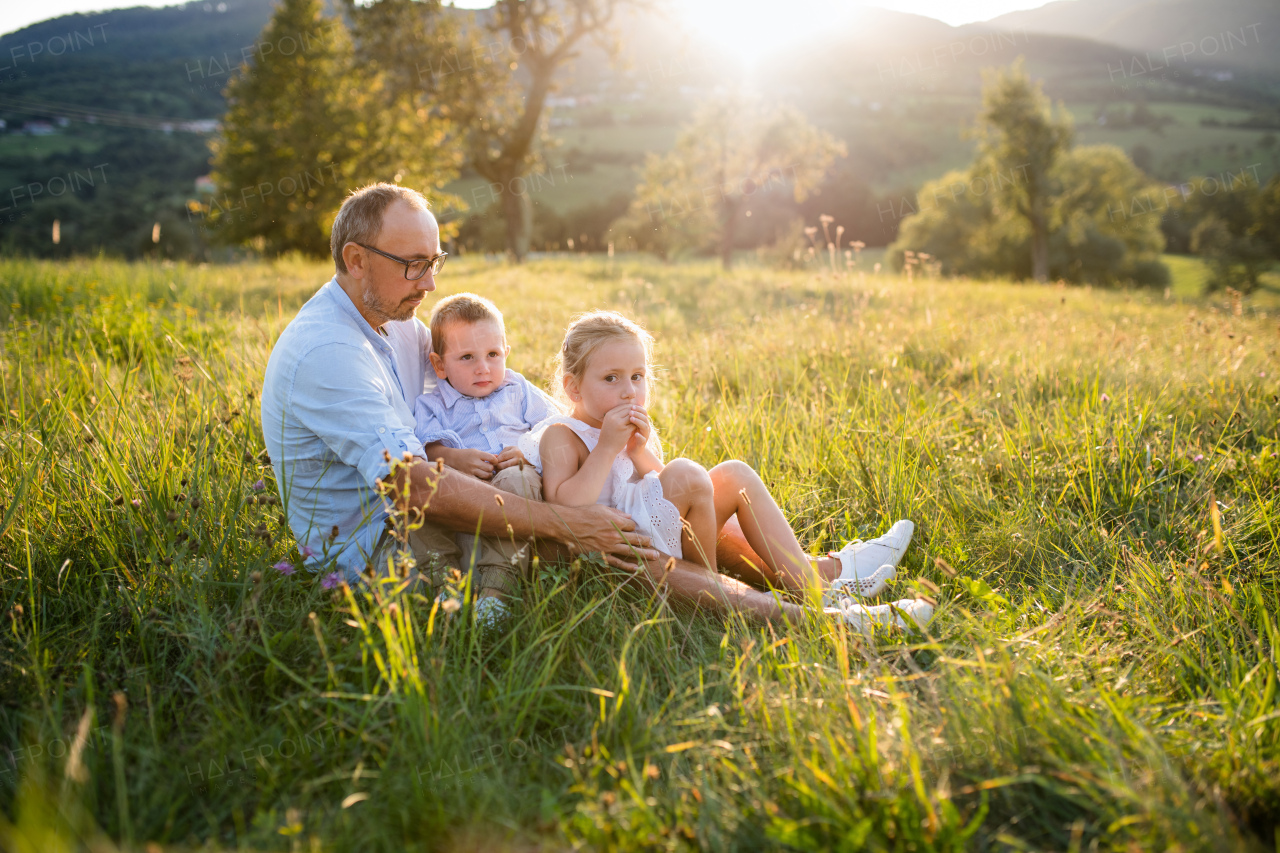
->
[518, 415, 684, 559]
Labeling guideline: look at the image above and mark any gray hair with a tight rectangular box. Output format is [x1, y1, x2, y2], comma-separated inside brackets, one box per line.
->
[330, 183, 430, 274]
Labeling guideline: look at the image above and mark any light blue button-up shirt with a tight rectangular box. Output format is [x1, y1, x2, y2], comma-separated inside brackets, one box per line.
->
[413, 368, 560, 456]
[261, 277, 434, 580]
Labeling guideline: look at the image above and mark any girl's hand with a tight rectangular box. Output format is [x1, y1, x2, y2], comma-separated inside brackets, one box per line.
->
[625, 406, 651, 456]
[599, 403, 637, 452]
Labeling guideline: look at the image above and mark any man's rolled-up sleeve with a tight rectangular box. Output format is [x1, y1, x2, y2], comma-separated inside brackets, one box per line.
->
[289, 343, 426, 489]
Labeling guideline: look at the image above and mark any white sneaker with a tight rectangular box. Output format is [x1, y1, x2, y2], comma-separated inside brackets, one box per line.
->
[827, 597, 934, 633]
[822, 563, 895, 607]
[822, 520, 914, 605]
[474, 596, 510, 632]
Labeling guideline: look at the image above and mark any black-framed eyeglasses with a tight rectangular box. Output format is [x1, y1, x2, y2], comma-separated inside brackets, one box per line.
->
[354, 242, 448, 280]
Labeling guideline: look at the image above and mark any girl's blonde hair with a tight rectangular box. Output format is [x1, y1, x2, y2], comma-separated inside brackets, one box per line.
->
[554, 311, 654, 406]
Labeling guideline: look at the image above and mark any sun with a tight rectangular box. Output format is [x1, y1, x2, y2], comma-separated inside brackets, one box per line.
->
[675, 0, 865, 67]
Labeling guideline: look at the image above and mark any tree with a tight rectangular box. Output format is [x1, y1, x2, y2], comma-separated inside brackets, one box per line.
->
[888, 144, 1168, 287]
[617, 96, 845, 268]
[209, 0, 459, 256]
[1184, 172, 1277, 294]
[437, 0, 632, 261]
[974, 58, 1074, 282]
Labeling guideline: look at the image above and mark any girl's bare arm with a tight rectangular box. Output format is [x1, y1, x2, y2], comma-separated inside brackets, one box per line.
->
[629, 444, 663, 477]
[540, 424, 616, 507]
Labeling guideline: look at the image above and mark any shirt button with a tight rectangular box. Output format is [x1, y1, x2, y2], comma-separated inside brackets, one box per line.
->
[378, 427, 386, 434]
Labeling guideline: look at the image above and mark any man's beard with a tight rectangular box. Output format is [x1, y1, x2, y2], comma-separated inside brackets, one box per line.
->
[362, 280, 418, 325]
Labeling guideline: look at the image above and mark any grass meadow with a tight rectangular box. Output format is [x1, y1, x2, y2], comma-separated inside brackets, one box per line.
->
[1, 253, 1278, 851]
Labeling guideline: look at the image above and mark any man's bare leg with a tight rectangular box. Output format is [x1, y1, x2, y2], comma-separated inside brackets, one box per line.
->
[639, 554, 808, 624]
[532, 539, 807, 624]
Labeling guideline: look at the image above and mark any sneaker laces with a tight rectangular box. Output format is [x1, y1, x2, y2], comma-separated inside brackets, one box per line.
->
[828, 539, 866, 559]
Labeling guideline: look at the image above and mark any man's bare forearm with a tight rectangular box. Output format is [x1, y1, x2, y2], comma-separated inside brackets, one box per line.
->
[405, 459, 575, 544]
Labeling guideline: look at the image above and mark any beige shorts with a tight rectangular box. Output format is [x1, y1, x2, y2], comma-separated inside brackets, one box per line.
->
[369, 464, 543, 597]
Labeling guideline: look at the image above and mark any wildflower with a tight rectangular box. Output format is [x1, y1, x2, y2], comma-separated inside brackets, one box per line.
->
[1100, 393, 1110, 403]
[273, 561, 296, 575]
[441, 597, 461, 614]
[1193, 454, 1204, 462]
[252, 480, 265, 492]
[321, 572, 341, 590]
[300, 545, 316, 559]
[130, 499, 141, 509]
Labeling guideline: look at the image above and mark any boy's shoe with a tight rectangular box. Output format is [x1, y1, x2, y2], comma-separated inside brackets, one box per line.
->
[827, 597, 935, 633]
[824, 520, 914, 603]
[474, 596, 510, 632]
[435, 591, 463, 614]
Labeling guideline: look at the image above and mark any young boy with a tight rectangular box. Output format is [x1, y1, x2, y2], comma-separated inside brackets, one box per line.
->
[412, 293, 560, 625]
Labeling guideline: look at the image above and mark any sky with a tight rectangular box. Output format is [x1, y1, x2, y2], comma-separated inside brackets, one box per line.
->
[0, 0, 1057, 40]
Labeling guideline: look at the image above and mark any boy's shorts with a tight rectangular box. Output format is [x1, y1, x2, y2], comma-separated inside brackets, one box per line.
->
[369, 464, 543, 596]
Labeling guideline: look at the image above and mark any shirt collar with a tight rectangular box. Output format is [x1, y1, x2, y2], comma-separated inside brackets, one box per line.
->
[322, 277, 392, 351]
[437, 369, 518, 409]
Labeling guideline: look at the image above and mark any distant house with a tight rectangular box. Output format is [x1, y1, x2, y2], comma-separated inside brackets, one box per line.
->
[179, 119, 220, 133]
[22, 121, 56, 136]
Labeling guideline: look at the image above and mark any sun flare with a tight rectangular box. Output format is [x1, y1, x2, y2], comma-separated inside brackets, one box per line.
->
[675, 0, 866, 66]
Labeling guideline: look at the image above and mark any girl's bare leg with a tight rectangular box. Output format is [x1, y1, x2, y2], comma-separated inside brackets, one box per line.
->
[709, 461, 829, 594]
[658, 458, 718, 570]
[717, 517, 841, 587]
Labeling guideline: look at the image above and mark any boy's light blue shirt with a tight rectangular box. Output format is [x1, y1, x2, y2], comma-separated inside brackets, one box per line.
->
[260, 277, 434, 580]
[413, 369, 560, 457]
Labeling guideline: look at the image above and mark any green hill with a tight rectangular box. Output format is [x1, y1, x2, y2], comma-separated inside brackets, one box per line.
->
[989, 0, 1280, 77]
[1, 0, 1277, 259]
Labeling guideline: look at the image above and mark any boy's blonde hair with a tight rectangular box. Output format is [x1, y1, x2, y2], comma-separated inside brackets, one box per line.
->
[554, 311, 654, 406]
[428, 292, 504, 356]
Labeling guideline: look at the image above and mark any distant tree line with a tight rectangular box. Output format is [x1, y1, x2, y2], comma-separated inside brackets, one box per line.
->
[887, 60, 1280, 290]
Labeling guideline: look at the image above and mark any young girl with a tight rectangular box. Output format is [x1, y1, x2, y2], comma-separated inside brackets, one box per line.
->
[517, 311, 934, 631]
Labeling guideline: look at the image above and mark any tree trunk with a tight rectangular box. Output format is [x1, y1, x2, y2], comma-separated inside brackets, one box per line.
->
[1030, 209, 1049, 282]
[500, 179, 532, 262]
[720, 197, 737, 270]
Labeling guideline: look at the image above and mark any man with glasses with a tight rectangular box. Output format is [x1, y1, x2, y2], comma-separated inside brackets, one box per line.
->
[260, 182, 656, 589]
[260, 182, 875, 626]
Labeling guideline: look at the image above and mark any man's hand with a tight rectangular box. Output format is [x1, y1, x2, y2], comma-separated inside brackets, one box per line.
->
[494, 445, 528, 471]
[562, 504, 659, 570]
[435, 446, 499, 480]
